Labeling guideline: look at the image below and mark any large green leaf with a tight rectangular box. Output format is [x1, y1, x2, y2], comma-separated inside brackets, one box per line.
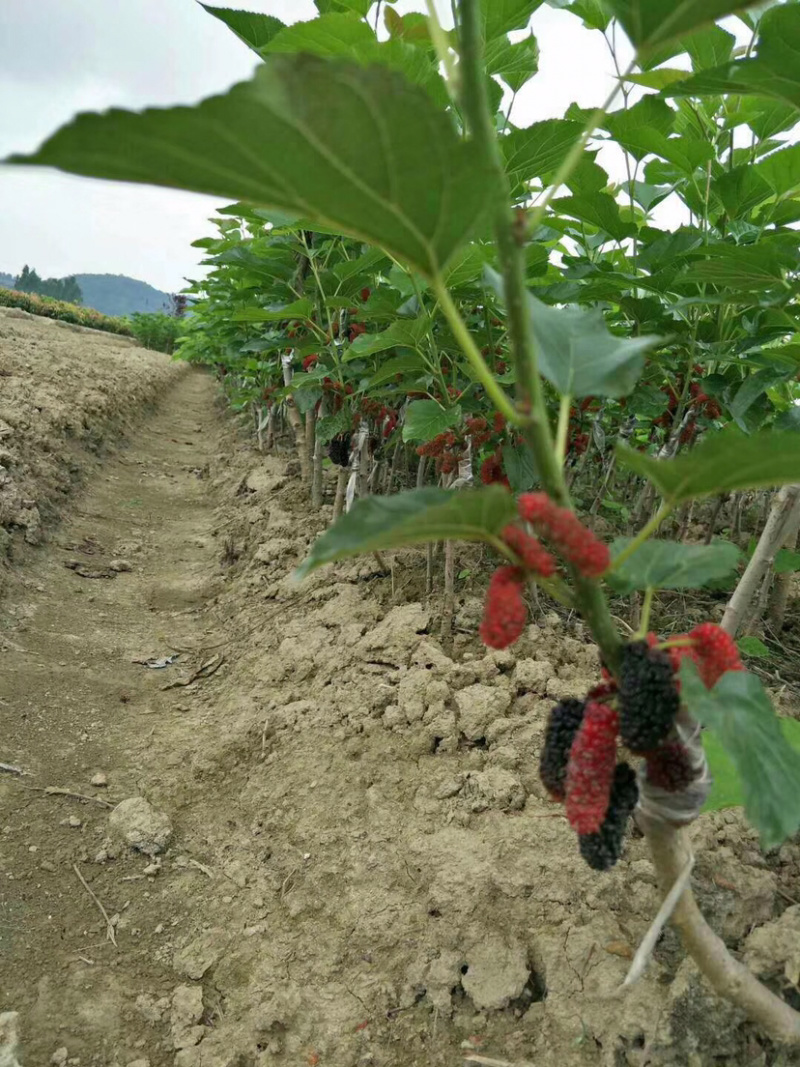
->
[565, 0, 612, 32]
[485, 268, 658, 398]
[502, 119, 584, 189]
[680, 241, 798, 290]
[682, 660, 800, 848]
[295, 486, 519, 577]
[604, 96, 713, 173]
[606, 538, 740, 594]
[315, 0, 373, 16]
[347, 315, 431, 358]
[230, 298, 313, 322]
[755, 143, 800, 199]
[482, 0, 546, 39]
[503, 442, 538, 492]
[402, 400, 461, 443]
[617, 428, 800, 505]
[606, 0, 766, 53]
[263, 13, 376, 58]
[665, 6, 800, 111]
[201, 5, 285, 55]
[711, 165, 773, 220]
[774, 549, 800, 575]
[8, 56, 492, 280]
[551, 192, 637, 241]
[367, 352, 426, 388]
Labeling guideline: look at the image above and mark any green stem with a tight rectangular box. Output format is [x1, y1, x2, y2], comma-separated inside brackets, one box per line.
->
[607, 502, 673, 574]
[433, 278, 517, 424]
[555, 393, 572, 466]
[458, 0, 623, 673]
[635, 586, 655, 639]
[425, 0, 460, 96]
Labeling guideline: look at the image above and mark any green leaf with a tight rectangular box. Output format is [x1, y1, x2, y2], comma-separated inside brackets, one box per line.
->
[8, 56, 492, 280]
[665, 6, 800, 111]
[566, 0, 612, 32]
[315, 409, 352, 445]
[315, 0, 372, 16]
[711, 166, 773, 220]
[367, 353, 426, 388]
[263, 13, 376, 58]
[502, 119, 584, 189]
[606, 0, 766, 53]
[617, 428, 800, 506]
[402, 400, 461, 443]
[606, 538, 740, 594]
[680, 241, 796, 291]
[503, 441, 538, 493]
[755, 143, 800, 198]
[482, 0, 545, 39]
[685, 24, 735, 70]
[737, 636, 771, 659]
[295, 486, 518, 577]
[551, 191, 637, 241]
[485, 33, 540, 92]
[774, 549, 800, 575]
[230, 297, 313, 322]
[502, 276, 658, 398]
[201, 4, 285, 56]
[604, 96, 713, 173]
[681, 660, 800, 848]
[347, 315, 430, 358]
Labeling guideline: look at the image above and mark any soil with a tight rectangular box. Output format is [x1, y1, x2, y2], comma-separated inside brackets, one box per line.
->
[3, 313, 800, 1067]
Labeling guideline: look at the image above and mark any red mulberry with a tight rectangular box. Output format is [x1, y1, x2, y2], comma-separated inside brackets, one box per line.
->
[578, 763, 638, 871]
[517, 494, 609, 577]
[479, 566, 527, 650]
[565, 702, 619, 834]
[501, 525, 557, 577]
[539, 699, 585, 801]
[689, 622, 742, 688]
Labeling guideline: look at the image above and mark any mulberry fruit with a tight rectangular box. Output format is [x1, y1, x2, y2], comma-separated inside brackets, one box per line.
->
[619, 641, 680, 754]
[501, 525, 557, 577]
[539, 699, 585, 801]
[644, 742, 697, 793]
[565, 702, 619, 834]
[689, 622, 742, 688]
[328, 433, 352, 467]
[517, 494, 609, 577]
[480, 452, 510, 489]
[479, 566, 527, 649]
[578, 763, 638, 871]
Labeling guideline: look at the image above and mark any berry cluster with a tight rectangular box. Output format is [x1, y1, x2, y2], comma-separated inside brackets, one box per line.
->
[537, 621, 743, 871]
[479, 496, 606, 650]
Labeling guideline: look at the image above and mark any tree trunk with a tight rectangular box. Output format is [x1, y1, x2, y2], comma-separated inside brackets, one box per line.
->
[440, 541, 455, 650]
[311, 431, 324, 510]
[722, 485, 800, 638]
[332, 467, 348, 522]
[305, 409, 316, 494]
[281, 356, 310, 484]
[768, 520, 800, 633]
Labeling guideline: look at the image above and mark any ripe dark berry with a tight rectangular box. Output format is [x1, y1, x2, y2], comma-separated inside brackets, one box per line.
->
[644, 742, 697, 793]
[578, 763, 638, 871]
[479, 566, 527, 649]
[328, 433, 351, 467]
[539, 699, 585, 801]
[618, 641, 680, 754]
[565, 702, 619, 834]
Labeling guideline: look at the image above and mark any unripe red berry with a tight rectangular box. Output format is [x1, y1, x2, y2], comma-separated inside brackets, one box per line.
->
[479, 566, 527, 650]
[565, 702, 619, 835]
[689, 622, 742, 688]
[501, 524, 556, 577]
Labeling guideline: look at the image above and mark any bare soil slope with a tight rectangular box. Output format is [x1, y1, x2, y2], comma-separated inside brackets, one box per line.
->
[2, 344, 800, 1067]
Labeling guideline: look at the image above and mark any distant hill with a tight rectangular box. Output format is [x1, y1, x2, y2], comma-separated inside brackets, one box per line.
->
[74, 274, 172, 316]
[1, 270, 172, 317]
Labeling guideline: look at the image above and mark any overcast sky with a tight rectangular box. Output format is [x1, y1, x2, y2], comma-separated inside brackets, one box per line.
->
[0, 1, 635, 294]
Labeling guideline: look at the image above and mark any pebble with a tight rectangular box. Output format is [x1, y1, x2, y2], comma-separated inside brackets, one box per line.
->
[90, 772, 108, 787]
[40, 860, 56, 873]
[68, 816, 82, 828]
[109, 559, 132, 572]
[50, 1050, 68, 1066]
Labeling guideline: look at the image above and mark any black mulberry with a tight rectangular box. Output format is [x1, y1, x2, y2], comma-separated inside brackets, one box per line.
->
[619, 641, 679, 754]
[578, 762, 638, 871]
[644, 741, 697, 793]
[328, 433, 352, 467]
[539, 698, 585, 801]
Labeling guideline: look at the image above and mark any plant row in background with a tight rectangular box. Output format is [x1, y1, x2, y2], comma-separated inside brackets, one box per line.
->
[10, 0, 800, 1043]
[0, 285, 133, 336]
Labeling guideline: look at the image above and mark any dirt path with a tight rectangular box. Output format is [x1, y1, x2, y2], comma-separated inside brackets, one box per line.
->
[3, 368, 800, 1067]
[1, 370, 223, 1066]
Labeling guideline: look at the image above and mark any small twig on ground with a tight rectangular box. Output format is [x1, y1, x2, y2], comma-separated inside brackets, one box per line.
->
[161, 653, 224, 690]
[72, 863, 117, 947]
[0, 762, 28, 777]
[43, 786, 115, 808]
[187, 857, 214, 878]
